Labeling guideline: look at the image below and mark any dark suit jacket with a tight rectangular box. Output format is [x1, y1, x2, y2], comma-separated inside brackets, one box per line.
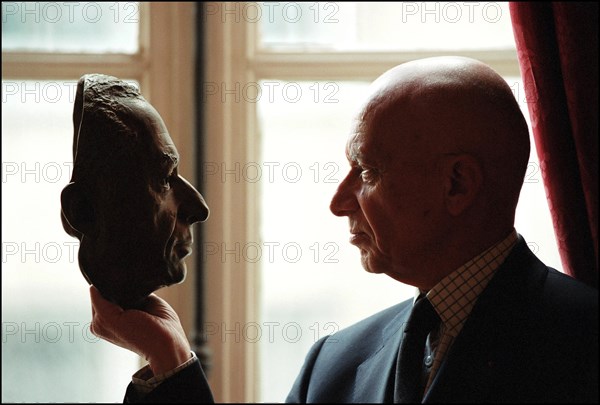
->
[124, 236, 598, 403]
[286, 236, 598, 403]
[124, 359, 214, 403]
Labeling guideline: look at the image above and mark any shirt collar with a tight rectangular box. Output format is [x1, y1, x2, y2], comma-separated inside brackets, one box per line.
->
[413, 229, 518, 336]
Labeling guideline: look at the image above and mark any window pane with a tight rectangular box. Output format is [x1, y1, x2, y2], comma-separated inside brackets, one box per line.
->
[506, 76, 563, 271]
[2, 2, 139, 53]
[1, 80, 139, 402]
[258, 2, 514, 51]
[256, 81, 415, 402]
[256, 77, 562, 402]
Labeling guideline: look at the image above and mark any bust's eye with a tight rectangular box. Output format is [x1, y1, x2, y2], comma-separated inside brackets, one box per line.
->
[161, 173, 175, 190]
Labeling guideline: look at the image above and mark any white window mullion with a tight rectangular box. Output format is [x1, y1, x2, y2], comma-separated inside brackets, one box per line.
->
[203, 5, 259, 402]
[251, 49, 520, 81]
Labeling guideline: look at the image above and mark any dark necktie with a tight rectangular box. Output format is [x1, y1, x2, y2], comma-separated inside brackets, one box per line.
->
[394, 295, 440, 403]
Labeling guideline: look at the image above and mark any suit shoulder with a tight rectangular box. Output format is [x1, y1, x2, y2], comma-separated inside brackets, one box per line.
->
[322, 299, 412, 350]
[539, 267, 598, 330]
[544, 267, 597, 303]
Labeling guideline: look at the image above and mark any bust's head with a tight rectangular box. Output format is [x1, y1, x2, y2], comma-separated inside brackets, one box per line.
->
[61, 74, 209, 308]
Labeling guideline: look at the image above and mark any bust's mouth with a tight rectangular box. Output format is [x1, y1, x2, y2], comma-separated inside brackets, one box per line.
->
[174, 242, 193, 259]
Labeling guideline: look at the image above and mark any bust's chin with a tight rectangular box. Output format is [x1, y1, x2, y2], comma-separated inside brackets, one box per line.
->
[79, 264, 156, 310]
[166, 261, 187, 285]
[83, 274, 149, 309]
[78, 245, 188, 309]
[110, 289, 150, 310]
[112, 265, 185, 309]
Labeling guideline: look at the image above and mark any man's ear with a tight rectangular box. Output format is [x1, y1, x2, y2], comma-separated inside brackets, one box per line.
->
[443, 154, 483, 216]
[60, 182, 95, 237]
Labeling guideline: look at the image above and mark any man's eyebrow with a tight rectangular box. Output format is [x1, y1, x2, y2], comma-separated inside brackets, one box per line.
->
[348, 142, 370, 165]
[347, 138, 361, 162]
[348, 151, 360, 163]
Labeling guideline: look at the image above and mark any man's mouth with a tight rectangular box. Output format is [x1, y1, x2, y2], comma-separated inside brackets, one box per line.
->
[349, 231, 369, 246]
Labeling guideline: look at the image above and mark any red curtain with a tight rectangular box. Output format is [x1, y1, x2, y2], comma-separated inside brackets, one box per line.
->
[509, 2, 598, 288]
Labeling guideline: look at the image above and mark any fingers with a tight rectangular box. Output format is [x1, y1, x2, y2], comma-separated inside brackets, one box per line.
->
[88, 285, 191, 369]
[89, 285, 124, 340]
[90, 285, 123, 315]
[138, 293, 165, 311]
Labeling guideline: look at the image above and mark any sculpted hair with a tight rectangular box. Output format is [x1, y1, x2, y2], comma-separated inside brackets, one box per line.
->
[61, 74, 147, 239]
[70, 74, 146, 185]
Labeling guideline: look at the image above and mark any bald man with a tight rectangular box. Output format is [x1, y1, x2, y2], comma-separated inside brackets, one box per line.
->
[89, 57, 597, 403]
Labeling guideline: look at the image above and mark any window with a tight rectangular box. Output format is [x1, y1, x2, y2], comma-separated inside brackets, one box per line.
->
[202, 2, 561, 402]
[2, 2, 197, 402]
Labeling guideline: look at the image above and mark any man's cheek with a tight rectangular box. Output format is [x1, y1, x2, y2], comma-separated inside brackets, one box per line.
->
[369, 224, 394, 255]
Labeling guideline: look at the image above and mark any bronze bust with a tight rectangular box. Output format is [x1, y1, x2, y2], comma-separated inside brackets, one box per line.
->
[60, 74, 209, 309]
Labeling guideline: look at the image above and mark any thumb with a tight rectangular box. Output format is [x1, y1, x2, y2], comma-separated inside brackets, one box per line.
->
[90, 285, 124, 335]
[90, 285, 122, 313]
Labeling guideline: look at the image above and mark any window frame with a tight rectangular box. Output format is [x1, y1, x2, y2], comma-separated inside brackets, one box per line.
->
[2, 0, 199, 373]
[3, 2, 525, 402]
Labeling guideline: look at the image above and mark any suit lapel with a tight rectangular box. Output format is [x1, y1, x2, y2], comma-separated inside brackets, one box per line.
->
[352, 304, 412, 402]
[424, 236, 548, 403]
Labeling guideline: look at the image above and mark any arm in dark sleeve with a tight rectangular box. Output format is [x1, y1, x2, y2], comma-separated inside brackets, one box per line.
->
[124, 356, 214, 403]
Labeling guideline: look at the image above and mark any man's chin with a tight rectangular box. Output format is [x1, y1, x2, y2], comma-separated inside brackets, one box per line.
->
[360, 253, 387, 275]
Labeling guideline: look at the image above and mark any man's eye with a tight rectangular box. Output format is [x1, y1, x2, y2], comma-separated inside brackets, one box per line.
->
[360, 168, 377, 183]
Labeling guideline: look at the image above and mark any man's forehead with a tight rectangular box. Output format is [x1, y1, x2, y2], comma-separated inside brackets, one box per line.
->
[345, 98, 394, 159]
[345, 114, 422, 167]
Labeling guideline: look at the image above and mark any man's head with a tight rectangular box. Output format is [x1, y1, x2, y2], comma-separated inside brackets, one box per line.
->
[61, 74, 209, 309]
[330, 56, 530, 290]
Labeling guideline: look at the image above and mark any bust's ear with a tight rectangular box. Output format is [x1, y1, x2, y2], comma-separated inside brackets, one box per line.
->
[60, 182, 95, 237]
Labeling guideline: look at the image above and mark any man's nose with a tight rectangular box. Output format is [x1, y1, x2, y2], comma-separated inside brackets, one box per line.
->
[330, 171, 358, 217]
[175, 175, 210, 224]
